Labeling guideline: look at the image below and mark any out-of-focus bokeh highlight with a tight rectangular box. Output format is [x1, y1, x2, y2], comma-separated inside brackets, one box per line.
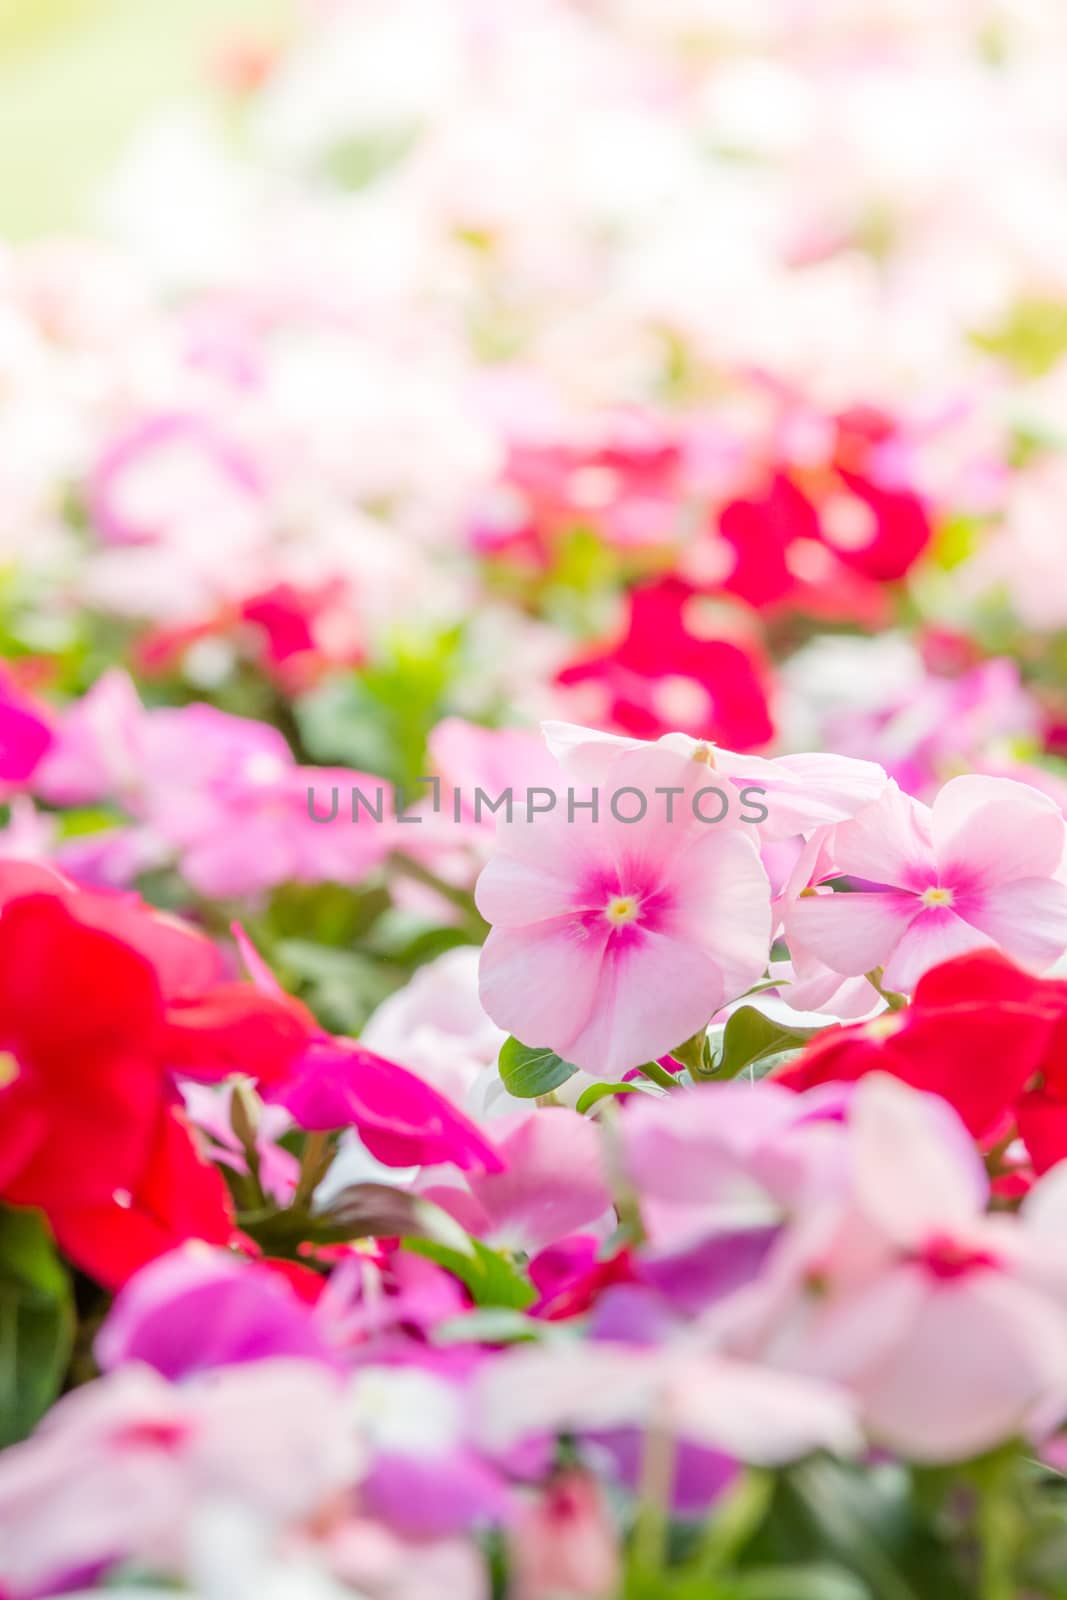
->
[0, 0, 292, 237]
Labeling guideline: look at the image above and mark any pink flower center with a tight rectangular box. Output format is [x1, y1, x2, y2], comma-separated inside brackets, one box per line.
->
[917, 1233, 998, 1280]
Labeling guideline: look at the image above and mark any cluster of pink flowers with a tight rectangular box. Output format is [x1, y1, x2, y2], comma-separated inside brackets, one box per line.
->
[7, 0, 1067, 1595]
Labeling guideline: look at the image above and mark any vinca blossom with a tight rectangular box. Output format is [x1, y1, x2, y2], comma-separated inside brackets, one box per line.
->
[476, 741, 773, 1076]
[786, 776, 1067, 993]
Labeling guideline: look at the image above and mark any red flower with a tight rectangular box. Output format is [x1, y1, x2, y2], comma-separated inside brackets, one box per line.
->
[711, 411, 931, 621]
[0, 893, 165, 1213]
[0, 865, 267, 1287]
[775, 950, 1067, 1173]
[47, 1104, 234, 1290]
[556, 577, 774, 750]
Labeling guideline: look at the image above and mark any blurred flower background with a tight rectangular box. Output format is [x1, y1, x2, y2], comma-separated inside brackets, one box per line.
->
[7, 2, 1067, 1597]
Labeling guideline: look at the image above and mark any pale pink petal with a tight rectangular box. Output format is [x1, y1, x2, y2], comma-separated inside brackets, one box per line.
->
[475, 853, 586, 927]
[881, 907, 998, 993]
[785, 890, 916, 978]
[475, 1346, 665, 1448]
[443, 1108, 613, 1254]
[829, 783, 935, 889]
[562, 929, 729, 1078]
[540, 722, 646, 781]
[478, 919, 608, 1058]
[660, 830, 772, 996]
[932, 774, 1066, 891]
[959, 877, 1067, 972]
[860, 1271, 1067, 1463]
[474, 1345, 859, 1463]
[666, 1357, 860, 1463]
[849, 1077, 987, 1247]
[715, 750, 889, 839]
[623, 1081, 801, 1206]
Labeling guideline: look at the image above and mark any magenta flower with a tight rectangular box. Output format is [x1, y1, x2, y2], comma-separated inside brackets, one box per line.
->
[95, 1247, 338, 1380]
[0, 671, 53, 786]
[475, 742, 772, 1077]
[786, 776, 1067, 993]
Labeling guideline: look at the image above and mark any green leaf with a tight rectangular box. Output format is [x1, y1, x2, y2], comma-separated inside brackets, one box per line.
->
[726, 1567, 870, 1600]
[404, 1237, 536, 1310]
[323, 127, 418, 191]
[575, 1081, 642, 1114]
[0, 1205, 74, 1446]
[498, 1037, 579, 1098]
[710, 1007, 822, 1081]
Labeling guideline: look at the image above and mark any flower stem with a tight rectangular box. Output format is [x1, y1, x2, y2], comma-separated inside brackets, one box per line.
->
[864, 967, 908, 1011]
[630, 1416, 676, 1584]
[637, 1058, 680, 1090]
[388, 851, 489, 937]
[291, 1130, 335, 1211]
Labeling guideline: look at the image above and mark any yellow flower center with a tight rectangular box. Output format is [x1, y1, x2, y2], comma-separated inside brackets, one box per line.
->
[605, 895, 641, 926]
[0, 1051, 19, 1090]
[920, 885, 955, 909]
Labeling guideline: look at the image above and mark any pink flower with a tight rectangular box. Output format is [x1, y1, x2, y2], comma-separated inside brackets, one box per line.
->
[508, 1470, 621, 1600]
[278, 1036, 506, 1172]
[475, 741, 772, 1077]
[0, 1360, 361, 1597]
[89, 412, 264, 548]
[786, 776, 1067, 993]
[95, 1246, 337, 1379]
[725, 1077, 1067, 1463]
[475, 1344, 860, 1466]
[422, 1107, 614, 1254]
[35, 673, 396, 897]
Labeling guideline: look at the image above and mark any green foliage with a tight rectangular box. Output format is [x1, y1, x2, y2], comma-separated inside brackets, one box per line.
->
[705, 1007, 822, 1081]
[295, 625, 466, 792]
[404, 1236, 537, 1310]
[0, 1205, 74, 1446]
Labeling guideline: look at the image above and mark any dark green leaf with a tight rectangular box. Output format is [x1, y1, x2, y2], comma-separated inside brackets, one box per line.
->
[710, 1007, 823, 1081]
[498, 1037, 579, 1098]
[0, 1205, 74, 1446]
